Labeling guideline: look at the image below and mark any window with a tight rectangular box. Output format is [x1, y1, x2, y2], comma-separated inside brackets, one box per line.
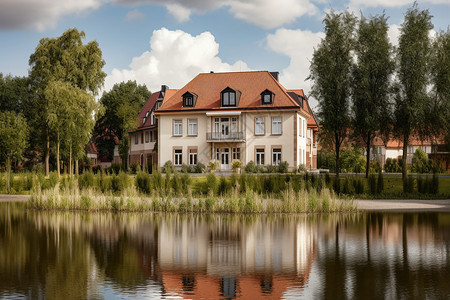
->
[145, 131, 149, 143]
[272, 148, 281, 166]
[141, 132, 144, 144]
[134, 133, 138, 144]
[256, 148, 265, 165]
[150, 131, 153, 142]
[221, 88, 236, 107]
[188, 119, 197, 136]
[272, 117, 282, 135]
[189, 148, 197, 165]
[174, 149, 182, 166]
[173, 120, 182, 136]
[216, 148, 220, 161]
[231, 117, 237, 133]
[232, 148, 240, 160]
[185, 96, 193, 107]
[255, 117, 265, 135]
[261, 90, 273, 105]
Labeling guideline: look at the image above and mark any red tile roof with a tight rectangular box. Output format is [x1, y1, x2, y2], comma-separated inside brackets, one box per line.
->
[138, 92, 160, 128]
[372, 134, 446, 148]
[287, 89, 318, 128]
[157, 71, 310, 115]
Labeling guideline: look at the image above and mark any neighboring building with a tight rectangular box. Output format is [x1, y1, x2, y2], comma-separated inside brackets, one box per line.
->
[155, 71, 318, 172]
[368, 135, 449, 170]
[128, 85, 178, 169]
[86, 141, 98, 165]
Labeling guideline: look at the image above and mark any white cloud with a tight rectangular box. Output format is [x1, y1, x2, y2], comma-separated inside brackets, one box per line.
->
[388, 24, 401, 47]
[125, 9, 145, 20]
[105, 28, 249, 92]
[349, 0, 449, 8]
[114, 0, 318, 28]
[0, 0, 102, 31]
[266, 28, 324, 103]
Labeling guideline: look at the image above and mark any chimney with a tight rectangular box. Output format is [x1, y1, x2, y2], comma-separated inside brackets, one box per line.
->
[270, 72, 279, 81]
[210, 71, 214, 73]
[160, 85, 169, 97]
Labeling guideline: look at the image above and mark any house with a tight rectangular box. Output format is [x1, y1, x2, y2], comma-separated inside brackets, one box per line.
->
[155, 71, 318, 172]
[128, 85, 178, 169]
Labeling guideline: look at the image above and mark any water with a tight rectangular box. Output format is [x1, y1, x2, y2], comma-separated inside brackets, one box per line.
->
[0, 202, 449, 299]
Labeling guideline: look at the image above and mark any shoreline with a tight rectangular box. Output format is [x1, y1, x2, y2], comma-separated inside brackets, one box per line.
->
[2, 194, 450, 212]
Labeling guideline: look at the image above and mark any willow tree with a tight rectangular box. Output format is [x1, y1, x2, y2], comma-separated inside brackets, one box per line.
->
[0, 111, 28, 193]
[309, 10, 356, 180]
[394, 5, 433, 190]
[29, 28, 106, 176]
[352, 14, 394, 178]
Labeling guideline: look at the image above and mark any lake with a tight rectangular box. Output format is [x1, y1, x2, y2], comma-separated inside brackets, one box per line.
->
[1, 202, 449, 299]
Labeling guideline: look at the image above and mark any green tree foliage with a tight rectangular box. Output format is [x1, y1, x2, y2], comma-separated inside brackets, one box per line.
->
[394, 4, 433, 191]
[28, 28, 106, 176]
[95, 81, 151, 168]
[352, 14, 394, 178]
[0, 74, 30, 114]
[429, 29, 450, 149]
[0, 111, 28, 193]
[309, 10, 356, 179]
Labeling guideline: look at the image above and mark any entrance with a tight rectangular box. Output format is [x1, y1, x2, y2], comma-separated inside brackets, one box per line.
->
[220, 148, 230, 170]
[221, 118, 230, 138]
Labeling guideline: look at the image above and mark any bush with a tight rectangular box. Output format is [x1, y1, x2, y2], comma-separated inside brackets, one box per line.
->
[369, 174, 377, 195]
[78, 171, 95, 189]
[404, 176, 415, 193]
[130, 162, 140, 174]
[298, 164, 307, 173]
[206, 173, 217, 195]
[208, 160, 219, 172]
[181, 172, 191, 195]
[110, 163, 121, 175]
[384, 158, 401, 173]
[92, 164, 102, 174]
[194, 163, 206, 173]
[232, 160, 242, 173]
[180, 164, 190, 173]
[277, 161, 289, 173]
[256, 164, 265, 173]
[431, 173, 439, 194]
[171, 172, 182, 196]
[333, 178, 340, 194]
[162, 161, 174, 174]
[377, 170, 384, 194]
[245, 161, 256, 173]
[136, 171, 151, 194]
[353, 177, 364, 194]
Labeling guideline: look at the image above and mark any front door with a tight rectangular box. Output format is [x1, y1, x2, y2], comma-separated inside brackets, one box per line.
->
[221, 118, 229, 138]
[221, 148, 230, 170]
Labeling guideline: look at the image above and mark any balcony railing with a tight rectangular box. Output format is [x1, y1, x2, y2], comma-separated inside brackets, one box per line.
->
[206, 132, 244, 141]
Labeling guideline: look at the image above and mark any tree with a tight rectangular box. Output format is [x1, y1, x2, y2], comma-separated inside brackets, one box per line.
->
[0, 74, 30, 114]
[394, 4, 433, 191]
[309, 10, 356, 180]
[0, 111, 28, 193]
[94, 81, 151, 169]
[429, 29, 450, 152]
[28, 28, 106, 176]
[352, 14, 394, 178]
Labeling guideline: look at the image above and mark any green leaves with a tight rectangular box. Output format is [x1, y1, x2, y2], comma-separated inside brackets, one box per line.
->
[0, 111, 28, 162]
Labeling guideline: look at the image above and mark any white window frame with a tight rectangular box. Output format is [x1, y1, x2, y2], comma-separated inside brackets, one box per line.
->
[255, 117, 265, 135]
[174, 149, 182, 166]
[272, 148, 281, 166]
[272, 117, 282, 135]
[188, 119, 197, 136]
[189, 149, 197, 165]
[173, 120, 182, 137]
[256, 148, 265, 165]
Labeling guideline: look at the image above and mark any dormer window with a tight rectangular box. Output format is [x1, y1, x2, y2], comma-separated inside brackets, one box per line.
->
[182, 92, 196, 107]
[221, 87, 236, 107]
[261, 89, 274, 105]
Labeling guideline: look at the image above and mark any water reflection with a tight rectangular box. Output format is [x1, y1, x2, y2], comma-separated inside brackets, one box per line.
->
[0, 203, 449, 299]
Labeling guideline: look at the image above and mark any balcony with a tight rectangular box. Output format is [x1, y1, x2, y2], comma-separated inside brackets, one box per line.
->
[206, 132, 245, 142]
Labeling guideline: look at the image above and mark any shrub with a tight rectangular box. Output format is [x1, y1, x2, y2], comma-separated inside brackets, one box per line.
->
[431, 173, 439, 194]
[206, 173, 217, 195]
[369, 174, 377, 195]
[404, 176, 415, 193]
[353, 177, 364, 194]
[245, 161, 256, 173]
[181, 172, 191, 195]
[180, 164, 189, 173]
[208, 160, 219, 172]
[110, 163, 121, 175]
[232, 160, 242, 173]
[78, 171, 95, 189]
[412, 148, 429, 173]
[194, 163, 206, 173]
[377, 170, 384, 194]
[265, 165, 276, 173]
[333, 178, 340, 194]
[298, 164, 307, 173]
[171, 172, 182, 196]
[136, 171, 151, 194]
[130, 162, 140, 174]
[162, 161, 174, 174]
[277, 161, 289, 173]
[256, 164, 265, 173]
[325, 172, 331, 184]
[92, 164, 102, 174]
[152, 169, 163, 192]
[342, 177, 350, 194]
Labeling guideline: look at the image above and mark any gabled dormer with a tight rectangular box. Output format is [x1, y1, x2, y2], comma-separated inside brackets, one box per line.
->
[182, 91, 197, 107]
[221, 87, 238, 107]
[261, 89, 274, 105]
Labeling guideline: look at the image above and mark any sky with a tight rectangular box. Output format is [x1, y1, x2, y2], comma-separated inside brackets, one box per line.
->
[0, 0, 449, 108]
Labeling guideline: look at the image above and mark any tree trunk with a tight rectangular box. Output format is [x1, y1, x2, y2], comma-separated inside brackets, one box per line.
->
[335, 132, 340, 178]
[402, 135, 408, 192]
[6, 155, 11, 194]
[366, 132, 371, 178]
[75, 160, 79, 177]
[45, 129, 50, 177]
[56, 131, 60, 178]
[69, 144, 72, 177]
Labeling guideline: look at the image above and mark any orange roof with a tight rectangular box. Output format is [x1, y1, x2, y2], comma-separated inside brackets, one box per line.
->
[157, 71, 309, 115]
[372, 134, 446, 148]
[287, 89, 318, 129]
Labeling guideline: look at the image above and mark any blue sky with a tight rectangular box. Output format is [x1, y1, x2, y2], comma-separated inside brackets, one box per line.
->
[0, 0, 449, 106]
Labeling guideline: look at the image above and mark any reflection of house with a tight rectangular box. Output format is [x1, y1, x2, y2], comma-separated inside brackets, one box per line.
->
[156, 71, 318, 172]
[128, 86, 177, 169]
[157, 216, 316, 299]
